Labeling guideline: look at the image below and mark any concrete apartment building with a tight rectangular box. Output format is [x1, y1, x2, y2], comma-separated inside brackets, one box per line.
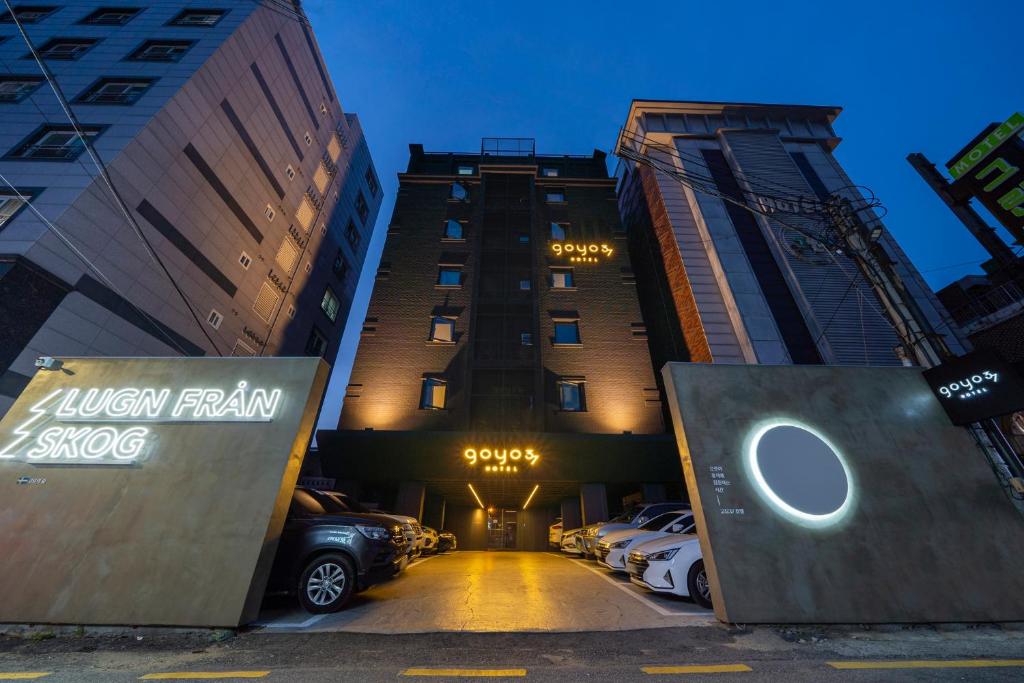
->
[0, 1, 381, 416]
[316, 139, 683, 550]
[616, 99, 966, 377]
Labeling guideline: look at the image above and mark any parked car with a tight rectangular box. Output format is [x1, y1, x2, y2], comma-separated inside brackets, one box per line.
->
[549, 518, 563, 549]
[267, 487, 408, 613]
[580, 502, 690, 559]
[421, 526, 439, 554]
[321, 490, 420, 562]
[560, 527, 584, 555]
[626, 530, 711, 608]
[437, 531, 457, 553]
[596, 511, 693, 572]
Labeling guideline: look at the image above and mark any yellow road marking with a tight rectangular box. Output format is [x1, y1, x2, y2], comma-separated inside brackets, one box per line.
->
[643, 664, 752, 674]
[139, 673, 269, 680]
[401, 669, 527, 677]
[828, 659, 1024, 670]
[0, 675, 52, 681]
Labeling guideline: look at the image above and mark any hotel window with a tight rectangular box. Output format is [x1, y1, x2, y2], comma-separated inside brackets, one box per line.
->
[0, 192, 29, 229]
[553, 320, 580, 345]
[429, 316, 455, 343]
[332, 249, 348, 279]
[304, 131, 313, 146]
[206, 309, 223, 329]
[286, 304, 296, 319]
[35, 37, 99, 61]
[541, 167, 559, 177]
[275, 239, 299, 272]
[550, 222, 567, 240]
[517, 233, 529, 244]
[321, 286, 340, 323]
[437, 266, 461, 287]
[285, 164, 295, 180]
[6, 125, 101, 161]
[75, 77, 155, 105]
[551, 268, 574, 289]
[169, 9, 226, 26]
[456, 165, 474, 175]
[545, 189, 566, 203]
[238, 251, 252, 269]
[355, 190, 369, 224]
[420, 377, 447, 410]
[345, 219, 360, 248]
[0, 5, 57, 23]
[365, 166, 379, 196]
[519, 279, 531, 291]
[81, 7, 141, 25]
[443, 219, 464, 240]
[264, 204, 276, 222]
[521, 332, 533, 346]
[0, 76, 43, 103]
[305, 326, 329, 357]
[558, 380, 585, 412]
[128, 39, 194, 62]
[450, 182, 468, 201]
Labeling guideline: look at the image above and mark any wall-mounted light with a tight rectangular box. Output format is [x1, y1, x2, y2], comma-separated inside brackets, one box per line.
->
[522, 484, 540, 510]
[467, 483, 484, 509]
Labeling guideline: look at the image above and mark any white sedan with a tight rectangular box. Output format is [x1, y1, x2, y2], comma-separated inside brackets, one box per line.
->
[595, 511, 693, 572]
[560, 527, 583, 555]
[625, 532, 711, 609]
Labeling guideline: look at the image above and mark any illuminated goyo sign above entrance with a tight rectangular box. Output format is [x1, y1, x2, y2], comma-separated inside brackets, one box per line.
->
[463, 447, 540, 473]
[0, 382, 281, 465]
[550, 242, 613, 263]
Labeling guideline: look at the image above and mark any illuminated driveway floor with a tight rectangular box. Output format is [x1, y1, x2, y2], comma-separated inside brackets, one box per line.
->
[256, 551, 713, 633]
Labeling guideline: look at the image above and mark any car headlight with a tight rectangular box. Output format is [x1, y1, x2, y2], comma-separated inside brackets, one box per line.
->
[646, 548, 679, 561]
[610, 539, 631, 549]
[356, 524, 391, 541]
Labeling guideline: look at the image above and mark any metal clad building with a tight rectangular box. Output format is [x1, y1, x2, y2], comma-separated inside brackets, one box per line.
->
[0, 1, 382, 416]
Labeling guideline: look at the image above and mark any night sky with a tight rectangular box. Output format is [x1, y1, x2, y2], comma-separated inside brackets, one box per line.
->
[307, 0, 1019, 429]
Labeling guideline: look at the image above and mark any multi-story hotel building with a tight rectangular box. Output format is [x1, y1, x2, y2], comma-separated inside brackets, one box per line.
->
[616, 99, 966, 378]
[316, 139, 683, 549]
[0, 1, 381, 416]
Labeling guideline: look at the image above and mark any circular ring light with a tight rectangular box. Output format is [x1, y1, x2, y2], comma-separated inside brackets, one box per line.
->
[745, 420, 854, 528]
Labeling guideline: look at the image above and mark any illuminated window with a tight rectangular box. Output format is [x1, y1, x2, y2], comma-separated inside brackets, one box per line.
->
[558, 380, 585, 412]
[550, 222, 567, 240]
[437, 267, 461, 287]
[551, 268, 574, 289]
[541, 167, 559, 177]
[456, 165, 474, 175]
[521, 332, 533, 346]
[554, 320, 580, 345]
[420, 377, 447, 410]
[321, 286, 340, 322]
[518, 234, 529, 244]
[545, 189, 565, 203]
[169, 9, 226, 26]
[450, 182, 468, 201]
[519, 279, 531, 291]
[430, 316, 455, 343]
[444, 219, 464, 240]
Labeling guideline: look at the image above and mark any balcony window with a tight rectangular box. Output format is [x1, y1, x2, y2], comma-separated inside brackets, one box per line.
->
[305, 327, 329, 357]
[429, 316, 455, 343]
[0, 192, 30, 229]
[545, 189, 566, 203]
[345, 219, 360, 249]
[81, 7, 141, 25]
[443, 219, 464, 240]
[35, 37, 99, 61]
[169, 9, 226, 26]
[450, 182, 468, 201]
[0, 5, 57, 23]
[6, 125, 102, 161]
[321, 287, 340, 323]
[550, 222, 567, 240]
[128, 39, 194, 62]
[553, 320, 580, 345]
[0, 76, 43, 103]
[355, 190, 369, 223]
[420, 377, 447, 410]
[551, 268, 574, 289]
[75, 77, 155, 105]
[558, 380, 585, 412]
[437, 267, 461, 287]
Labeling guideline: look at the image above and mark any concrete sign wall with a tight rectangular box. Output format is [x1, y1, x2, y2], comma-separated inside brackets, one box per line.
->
[663, 362, 1024, 624]
[0, 357, 329, 627]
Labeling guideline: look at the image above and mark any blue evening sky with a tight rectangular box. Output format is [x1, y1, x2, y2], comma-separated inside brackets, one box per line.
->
[308, 0, 1019, 429]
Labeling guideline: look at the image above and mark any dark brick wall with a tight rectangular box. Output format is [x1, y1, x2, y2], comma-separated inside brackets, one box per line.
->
[968, 313, 1024, 362]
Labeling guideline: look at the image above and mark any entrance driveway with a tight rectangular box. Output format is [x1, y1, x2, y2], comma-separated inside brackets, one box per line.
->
[256, 551, 713, 633]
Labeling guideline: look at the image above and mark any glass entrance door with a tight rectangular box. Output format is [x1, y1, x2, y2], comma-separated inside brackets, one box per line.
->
[486, 509, 518, 549]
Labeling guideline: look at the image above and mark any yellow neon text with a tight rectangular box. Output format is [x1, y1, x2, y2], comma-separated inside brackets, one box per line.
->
[463, 447, 540, 467]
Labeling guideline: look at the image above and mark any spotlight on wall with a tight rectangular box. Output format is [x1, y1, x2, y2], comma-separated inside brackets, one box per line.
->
[522, 484, 540, 510]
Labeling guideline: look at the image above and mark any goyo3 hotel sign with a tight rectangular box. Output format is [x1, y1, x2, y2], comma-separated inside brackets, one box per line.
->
[0, 382, 282, 465]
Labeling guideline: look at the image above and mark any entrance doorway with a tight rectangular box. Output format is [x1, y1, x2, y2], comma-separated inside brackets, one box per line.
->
[487, 509, 518, 549]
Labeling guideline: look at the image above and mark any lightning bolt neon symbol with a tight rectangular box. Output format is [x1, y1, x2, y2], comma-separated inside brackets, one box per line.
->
[0, 389, 63, 459]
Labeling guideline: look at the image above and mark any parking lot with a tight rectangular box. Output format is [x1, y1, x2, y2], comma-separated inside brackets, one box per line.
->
[256, 551, 713, 633]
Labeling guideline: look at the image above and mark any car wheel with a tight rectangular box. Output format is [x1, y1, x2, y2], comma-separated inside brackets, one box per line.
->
[687, 559, 713, 609]
[297, 554, 355, 613]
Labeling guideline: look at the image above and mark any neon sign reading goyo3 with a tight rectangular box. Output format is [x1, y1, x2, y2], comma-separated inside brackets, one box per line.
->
[550, 242, 613, 263]
[463, 447, 540, 467]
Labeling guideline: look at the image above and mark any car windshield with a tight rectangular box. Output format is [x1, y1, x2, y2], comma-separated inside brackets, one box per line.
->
[293, 489, 349, 515]
[670, 516, 696, 534]
[609, 507, 639, 523]
[639, 511, 686, 531]
[327, 491, 370, 513]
